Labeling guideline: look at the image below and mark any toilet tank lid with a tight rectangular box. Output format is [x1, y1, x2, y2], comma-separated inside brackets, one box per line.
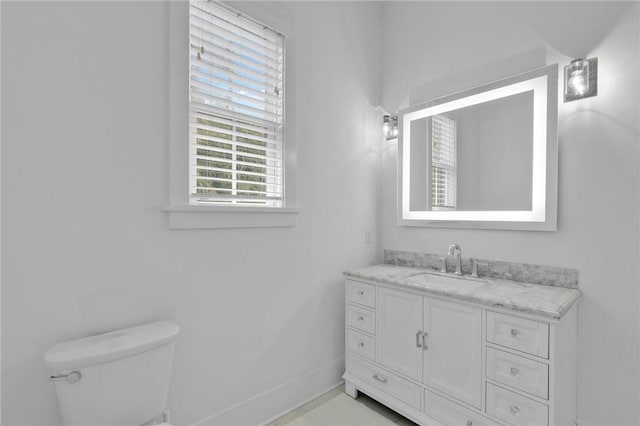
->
[44, 321, 180, 371]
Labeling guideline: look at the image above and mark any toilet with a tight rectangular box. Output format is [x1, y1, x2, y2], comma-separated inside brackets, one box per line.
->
[44, 320, 180, 426]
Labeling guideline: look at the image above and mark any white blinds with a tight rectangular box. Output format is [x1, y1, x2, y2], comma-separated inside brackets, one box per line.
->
[431, 114, 457, 211]
[189, 1, 284, 206]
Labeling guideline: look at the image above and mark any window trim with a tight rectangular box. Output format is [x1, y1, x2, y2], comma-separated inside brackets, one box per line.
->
[166, 1, 298, 229]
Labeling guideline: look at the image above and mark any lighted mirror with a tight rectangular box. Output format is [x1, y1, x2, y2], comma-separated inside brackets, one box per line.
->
[398, 65, 558, 231]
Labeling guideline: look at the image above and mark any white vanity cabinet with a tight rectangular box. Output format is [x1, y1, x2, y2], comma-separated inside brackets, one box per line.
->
[343, 278, 578, 426]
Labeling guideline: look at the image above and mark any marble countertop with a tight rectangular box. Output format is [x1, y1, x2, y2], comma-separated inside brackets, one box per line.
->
[344, 264, 581, 320]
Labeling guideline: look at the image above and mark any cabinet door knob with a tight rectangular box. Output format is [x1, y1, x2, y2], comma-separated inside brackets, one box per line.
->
[358, 290, 364, 296]
[510, 405, 520, 416]
[372, 374, 388, 384]
[359, 342, 364, 348]
[510, 367, 520, 377]
[466, 421, 473, 426]
[509, 328, 519, 338]
[422, 332, 428, 350]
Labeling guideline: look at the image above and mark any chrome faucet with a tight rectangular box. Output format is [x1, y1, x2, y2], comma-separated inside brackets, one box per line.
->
[448, 244, 463, 275]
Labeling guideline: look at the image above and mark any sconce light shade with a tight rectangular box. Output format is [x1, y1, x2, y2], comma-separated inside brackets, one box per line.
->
[383, 114, 398, 140]
[564, 57, 597, 102]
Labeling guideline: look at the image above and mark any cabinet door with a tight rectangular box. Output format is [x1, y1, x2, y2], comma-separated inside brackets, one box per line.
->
[423, 298, 482, 408]
[377, 287, 423, 381]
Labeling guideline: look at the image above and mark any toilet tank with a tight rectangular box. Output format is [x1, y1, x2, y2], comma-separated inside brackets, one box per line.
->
[45, 321, 180, 426]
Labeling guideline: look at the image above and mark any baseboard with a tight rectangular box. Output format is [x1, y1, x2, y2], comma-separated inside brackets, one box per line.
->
[191, 357, 345, 426]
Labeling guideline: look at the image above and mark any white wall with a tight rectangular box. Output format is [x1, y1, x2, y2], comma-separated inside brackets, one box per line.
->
[453, 94, 533, 211]
[1, 1, 381, 425]
[380, 2, 639, 425]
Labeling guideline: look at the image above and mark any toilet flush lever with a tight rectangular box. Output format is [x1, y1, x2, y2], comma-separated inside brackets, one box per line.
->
[50, 371, 82, 384]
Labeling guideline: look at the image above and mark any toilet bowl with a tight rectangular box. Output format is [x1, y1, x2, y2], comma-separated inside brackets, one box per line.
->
[45, 321, 180, 426]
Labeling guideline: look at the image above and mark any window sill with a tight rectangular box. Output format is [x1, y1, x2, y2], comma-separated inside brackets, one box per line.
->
[164, 205, 300, 230]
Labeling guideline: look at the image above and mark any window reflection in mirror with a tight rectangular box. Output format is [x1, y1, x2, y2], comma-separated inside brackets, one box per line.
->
[398, 64, 558, 230]
[411, 92, 535, 212]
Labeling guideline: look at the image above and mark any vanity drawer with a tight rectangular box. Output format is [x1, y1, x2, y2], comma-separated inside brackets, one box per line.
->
[486, 383, 548, 426]
[487, 312, 549, 358]
[347, 329, 376, 362]
[347, 354, 421, 410]
[347, 281, 376, 308]
[487, 347, 549, 399]
[346, 304, 376, 335]
[425, 390, 501, 426]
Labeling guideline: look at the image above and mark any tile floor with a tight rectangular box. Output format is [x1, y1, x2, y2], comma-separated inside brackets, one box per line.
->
[267, 385, 419, 426]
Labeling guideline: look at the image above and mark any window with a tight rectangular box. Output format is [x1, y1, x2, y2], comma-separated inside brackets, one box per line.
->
[430, 114, 456, 210]
[189, 1, 284, 207]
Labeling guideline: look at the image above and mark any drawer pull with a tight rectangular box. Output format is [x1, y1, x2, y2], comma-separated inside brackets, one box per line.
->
[358, 316, 364, 321]
[416, 331, 422, 348]
[509, 367, 520, 377]
[509, 405, 520, 416]
[359, 342, 365, 348]
[358, 290, 365, 296]
[373, 374, 388, 384]
[509, 328, 520, 338]
[466, 421, 473, 426]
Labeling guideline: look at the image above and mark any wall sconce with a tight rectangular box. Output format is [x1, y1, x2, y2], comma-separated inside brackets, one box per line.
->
[383, 114, 398, 140]
[564, 57, 597, 102]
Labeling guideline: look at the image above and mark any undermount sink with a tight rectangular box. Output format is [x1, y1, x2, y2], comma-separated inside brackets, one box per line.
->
[413, 272, 487, 290]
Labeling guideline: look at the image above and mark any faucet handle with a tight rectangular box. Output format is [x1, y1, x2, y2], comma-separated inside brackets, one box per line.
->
[471, 259, 488, 278]
[438, 256, 447, 273]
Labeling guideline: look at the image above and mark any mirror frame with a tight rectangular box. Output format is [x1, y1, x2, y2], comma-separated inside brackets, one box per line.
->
[397, 64, 558, 231]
